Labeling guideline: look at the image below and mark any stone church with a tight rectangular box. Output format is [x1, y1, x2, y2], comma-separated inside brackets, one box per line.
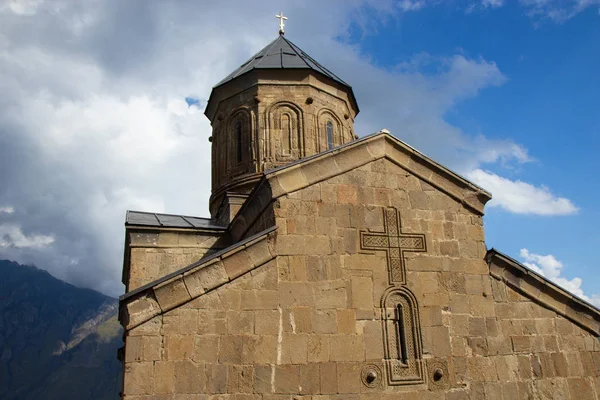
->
[118, 26, 600, 399]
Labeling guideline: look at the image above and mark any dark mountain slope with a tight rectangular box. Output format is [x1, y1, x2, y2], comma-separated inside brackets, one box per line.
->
[0, 260, 122, 400]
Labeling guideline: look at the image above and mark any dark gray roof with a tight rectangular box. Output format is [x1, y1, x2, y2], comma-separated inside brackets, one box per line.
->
[215, 35, 351, 89]
[126, 211, 226, 230]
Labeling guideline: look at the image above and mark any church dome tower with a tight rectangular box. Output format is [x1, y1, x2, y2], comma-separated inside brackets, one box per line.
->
[205, 23, 359, 223]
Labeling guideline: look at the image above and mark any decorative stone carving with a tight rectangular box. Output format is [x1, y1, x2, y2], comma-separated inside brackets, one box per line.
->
[317, 108, 343, 152]
[267, 102, 304, 161]
[227, 108, 251, 175]
[361, 364, 383, 388]
[381, 287, 424, 386]
[360, 206, 427, 387]
[427, 358, 451, 390]
[360, 207, 427, 285]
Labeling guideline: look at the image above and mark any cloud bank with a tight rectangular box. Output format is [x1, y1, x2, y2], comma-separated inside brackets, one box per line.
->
[519, 0, 600, 22]
[466, 169, 579, 216]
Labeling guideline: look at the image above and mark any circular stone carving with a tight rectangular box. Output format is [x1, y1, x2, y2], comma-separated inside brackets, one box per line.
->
[428, 360, 449, 389]
[361, 364, 382, 388]
[305, 97, 314, 105]
[344, 113, 350, 119]
[254, 95, 261, 103]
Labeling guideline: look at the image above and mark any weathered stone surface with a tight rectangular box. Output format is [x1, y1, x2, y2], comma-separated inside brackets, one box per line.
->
[154, 276, 192, 312]
[221, 247, 253, 280]
[123, 292, 161, 330]
[123, 361, 153, 395]
[153, 361, 174, 394]
[183, 260, 228, 298]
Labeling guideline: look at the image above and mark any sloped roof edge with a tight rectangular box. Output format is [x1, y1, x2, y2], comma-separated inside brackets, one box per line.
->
[214, 35, 351, 89]
[264, 131, 491, 214]
[205, 35, 360, 120]
[119, 226, 277, 331]
[487, 249, 600, 336]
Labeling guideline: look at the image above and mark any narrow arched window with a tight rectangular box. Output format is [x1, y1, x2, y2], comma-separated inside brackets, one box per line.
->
[236, 120, 243, 163]
[326, 121, 334, 149]
[282, 113, 292, 155]
[381, 287, 424, 386]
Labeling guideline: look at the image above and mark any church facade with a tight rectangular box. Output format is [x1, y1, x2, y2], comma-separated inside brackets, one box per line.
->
[118, 32, 600, 399]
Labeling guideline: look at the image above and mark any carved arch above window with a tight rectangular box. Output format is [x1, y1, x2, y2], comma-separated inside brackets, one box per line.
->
[380, 286, 424, 386]
[317, 108, 343, 152]
[266, 101, 304, 162]
[227, 108, 251, 173]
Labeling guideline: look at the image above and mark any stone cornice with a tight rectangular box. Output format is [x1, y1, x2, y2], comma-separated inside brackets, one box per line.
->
[487, 249, 600, 336]
[206, 69, 359, 122]
[119, 227, 277, 331]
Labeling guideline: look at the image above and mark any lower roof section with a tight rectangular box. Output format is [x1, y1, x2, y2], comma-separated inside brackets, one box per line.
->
[119, 226, 277, 331]
[487, 248, 600, 336]
[126, 210, 226, 230]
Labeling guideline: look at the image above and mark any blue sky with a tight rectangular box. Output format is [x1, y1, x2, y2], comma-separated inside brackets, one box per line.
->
[345, 1, 600, 301]
[0, 0, 598, 300]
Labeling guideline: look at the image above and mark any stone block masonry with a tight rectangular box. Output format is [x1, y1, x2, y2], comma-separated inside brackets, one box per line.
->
[120, 152, 600, 399]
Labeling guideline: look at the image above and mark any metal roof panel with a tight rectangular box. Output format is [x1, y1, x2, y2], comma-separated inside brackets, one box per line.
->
[214, 35, 351, 89]
[126, 211, 226, 230]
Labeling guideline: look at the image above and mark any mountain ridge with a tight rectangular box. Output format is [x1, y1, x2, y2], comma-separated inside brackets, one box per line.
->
[0, 259, 122, 400]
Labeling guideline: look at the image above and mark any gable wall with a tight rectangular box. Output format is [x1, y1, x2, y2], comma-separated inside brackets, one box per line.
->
[120, 157, 600, 399]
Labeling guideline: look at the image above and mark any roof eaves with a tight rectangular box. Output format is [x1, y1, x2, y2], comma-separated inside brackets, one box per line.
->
[215, 36, 284, 87]
[284, 36, 349, 86]
[487, 248, 600, 335]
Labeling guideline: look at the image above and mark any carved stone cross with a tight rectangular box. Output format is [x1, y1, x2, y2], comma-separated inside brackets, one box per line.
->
[360, 207, 426, 285]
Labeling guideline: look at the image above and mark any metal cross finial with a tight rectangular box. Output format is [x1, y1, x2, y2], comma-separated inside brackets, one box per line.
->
[275, 12, 288, 35]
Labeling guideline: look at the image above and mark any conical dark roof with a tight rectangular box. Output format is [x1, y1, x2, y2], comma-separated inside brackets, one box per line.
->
[214, 35, 351, 89]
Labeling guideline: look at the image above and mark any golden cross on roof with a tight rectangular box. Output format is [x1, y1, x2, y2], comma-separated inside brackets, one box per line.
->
[275, 12, 287, 35]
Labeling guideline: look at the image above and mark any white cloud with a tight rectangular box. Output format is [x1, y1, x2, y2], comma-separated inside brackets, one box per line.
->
[466, 169, 578, 216]
[519, 0, 600, 22]
[520, 249, 600, 308]
[0, 0, 44, 16]
[0, 224, 54, 248]
[466, 0, 599, 20]
[0, 206, 14, 214]
[482, 0, 505, 8]
[397, 0, 428, 11]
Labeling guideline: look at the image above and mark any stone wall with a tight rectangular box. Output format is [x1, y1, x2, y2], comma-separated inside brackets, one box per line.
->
[120, 157, 600, 399]
[125, 228, 230, 291]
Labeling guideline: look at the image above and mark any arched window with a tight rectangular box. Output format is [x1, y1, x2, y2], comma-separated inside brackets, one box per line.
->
[282, 113, 292, 155]
[326, 120, 334, 149]
[227, 110, 250, 171]
[236, 120, 243, 163]
[268, 103, 303, 161]
[381, 287, 424, 386]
